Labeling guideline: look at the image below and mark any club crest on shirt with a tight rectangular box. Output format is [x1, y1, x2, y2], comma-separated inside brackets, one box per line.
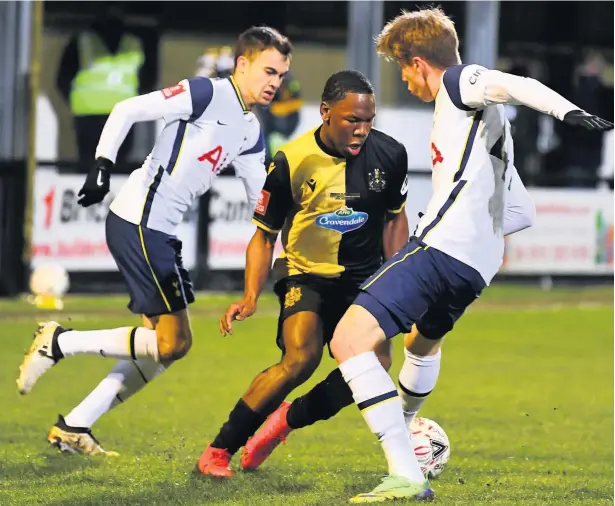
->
[284, 286, 302, 308]
[368, 168, 387, 192]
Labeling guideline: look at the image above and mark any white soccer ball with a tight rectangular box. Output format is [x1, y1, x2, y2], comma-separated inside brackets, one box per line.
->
[29, 264, 70, 297]
[410, 417, 451, 479]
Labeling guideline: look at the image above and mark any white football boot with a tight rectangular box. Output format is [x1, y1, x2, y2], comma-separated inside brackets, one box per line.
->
[48, 415, 119, 456]
[17, 321, 65, 395]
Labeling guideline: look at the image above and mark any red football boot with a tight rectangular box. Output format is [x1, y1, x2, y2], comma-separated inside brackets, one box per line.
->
[241, 401, 293, 470]
[197, 444, 234, 477]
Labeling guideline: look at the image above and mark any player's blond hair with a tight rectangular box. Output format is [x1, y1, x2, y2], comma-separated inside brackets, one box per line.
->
[375, 7, 461, 69]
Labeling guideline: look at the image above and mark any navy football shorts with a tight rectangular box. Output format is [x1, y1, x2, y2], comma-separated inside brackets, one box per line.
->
[354, 236, 486, 340]
[106, 211, 195, 317]
[273, 274, 360, 354]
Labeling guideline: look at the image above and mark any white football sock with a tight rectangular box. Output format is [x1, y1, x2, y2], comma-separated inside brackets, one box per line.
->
[64, 358, 167, 428]
[57, 327, 159, 361]
[340, 352, 425, 483]
[398, 349, 441, 425]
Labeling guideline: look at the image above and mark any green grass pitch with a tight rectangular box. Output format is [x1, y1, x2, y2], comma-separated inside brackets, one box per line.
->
[0, 285, 612, 505]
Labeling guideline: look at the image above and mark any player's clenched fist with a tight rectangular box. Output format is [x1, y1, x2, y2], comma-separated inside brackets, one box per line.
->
[219, 298, 257, 336]
[78, 157, 113, 207]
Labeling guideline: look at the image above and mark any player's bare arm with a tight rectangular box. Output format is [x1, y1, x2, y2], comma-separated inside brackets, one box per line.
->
[220, 228, 277, 336]
[220, 145, 292, 337]
[382, 147, 411, 259]
[383, 211, 410, 259]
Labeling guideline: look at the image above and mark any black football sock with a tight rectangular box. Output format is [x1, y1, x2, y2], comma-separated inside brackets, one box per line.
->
[211, 399, 267, 455]
[286, 368, 354, 429]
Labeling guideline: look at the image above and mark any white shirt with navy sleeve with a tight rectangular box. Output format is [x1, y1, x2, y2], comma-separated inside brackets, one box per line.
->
[416, 64, 543, 284]
[97, 76, 266, 235]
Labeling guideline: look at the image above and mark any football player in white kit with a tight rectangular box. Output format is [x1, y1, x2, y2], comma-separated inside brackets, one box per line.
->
[17, 26, 292, 456]
[326, 8, 614, 503]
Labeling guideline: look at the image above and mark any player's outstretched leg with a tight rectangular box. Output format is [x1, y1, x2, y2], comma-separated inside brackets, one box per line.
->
[17, 323, 159, 394]
[48, 358, 167, 455]
[17, 322, 66, 395]
[241, 340, 392, 470]
[17, 310, 190, 395]
[330, 304, 433, 503]
[198, 311, 324, 477]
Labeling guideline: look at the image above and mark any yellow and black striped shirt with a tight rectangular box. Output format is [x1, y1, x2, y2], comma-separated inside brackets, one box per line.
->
[253, 127, 408, 283]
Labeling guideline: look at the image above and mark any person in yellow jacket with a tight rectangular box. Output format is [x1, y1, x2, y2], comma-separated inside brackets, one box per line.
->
[257, 70, 303, 163]
[56, 6, 158, 164]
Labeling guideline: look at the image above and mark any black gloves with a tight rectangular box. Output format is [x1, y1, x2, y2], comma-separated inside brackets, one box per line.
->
[78, 157, 113, 207]
[563, 110, 614, 131]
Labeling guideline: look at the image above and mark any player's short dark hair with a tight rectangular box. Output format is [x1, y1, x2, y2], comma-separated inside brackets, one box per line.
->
[321, 70, 374, 104]
[235, 26, 292, 65]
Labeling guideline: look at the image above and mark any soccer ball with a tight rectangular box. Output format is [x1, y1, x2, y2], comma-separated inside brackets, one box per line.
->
[29, 264, 70, 310]
[410, 417, 451, 479]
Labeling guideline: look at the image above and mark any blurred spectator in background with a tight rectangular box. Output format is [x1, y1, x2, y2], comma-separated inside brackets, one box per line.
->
[196, 44, 303, 164]
[257, 70, 302, 163]
[213, 46, 235, 79]
[56, 5, 158, 165]
[195, 47, 222, 78]
[545, 51, 612, 187]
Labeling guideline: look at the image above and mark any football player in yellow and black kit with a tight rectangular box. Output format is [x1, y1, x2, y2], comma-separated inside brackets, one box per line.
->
[197, 70, 410, 476]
